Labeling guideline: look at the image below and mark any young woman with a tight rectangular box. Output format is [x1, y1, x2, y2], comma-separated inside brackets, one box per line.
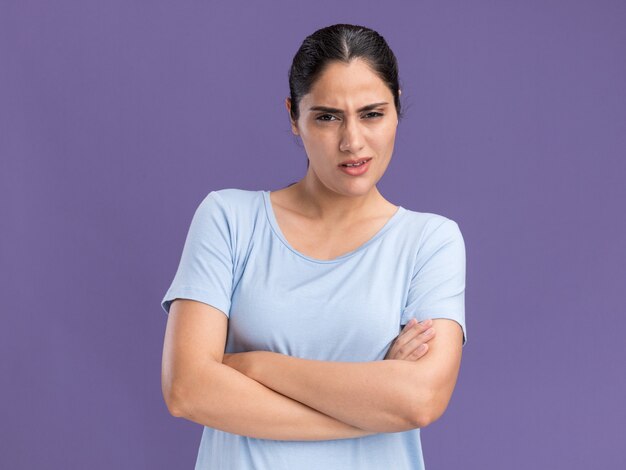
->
[160, 23, 467, 470]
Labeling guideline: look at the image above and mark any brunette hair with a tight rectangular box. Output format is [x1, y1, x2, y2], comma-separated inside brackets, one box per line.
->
[287, 23, 403, 124]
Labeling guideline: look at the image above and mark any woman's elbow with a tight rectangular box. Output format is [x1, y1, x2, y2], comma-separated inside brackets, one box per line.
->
[162, 361, 225, 419]
[410, 389, 453, 428]
[162, 367, 203, 418]
[163, 379, 188, 417]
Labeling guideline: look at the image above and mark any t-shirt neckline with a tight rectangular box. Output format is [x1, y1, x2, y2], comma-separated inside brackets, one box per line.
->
[261, 190, 406, 264]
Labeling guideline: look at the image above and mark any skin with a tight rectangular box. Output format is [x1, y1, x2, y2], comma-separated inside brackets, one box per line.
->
[385, 318, 435, 361]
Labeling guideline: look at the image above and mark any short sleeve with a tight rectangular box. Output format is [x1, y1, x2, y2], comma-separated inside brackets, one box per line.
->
[400, 219, 467, 346]
[160, 191, 234, 318]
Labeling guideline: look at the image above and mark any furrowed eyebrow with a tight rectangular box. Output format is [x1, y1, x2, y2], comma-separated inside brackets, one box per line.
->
[309, 102, 389, 114]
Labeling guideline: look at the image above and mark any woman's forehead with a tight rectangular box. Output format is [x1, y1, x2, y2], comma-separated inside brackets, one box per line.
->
[315, 61, 383, 88]
[306, 61, 391, 102]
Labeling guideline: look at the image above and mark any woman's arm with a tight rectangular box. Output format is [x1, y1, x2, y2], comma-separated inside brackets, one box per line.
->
[171, 360, 381, 441]
[224, 319, 463, 432]
[163, 299, 380, 441]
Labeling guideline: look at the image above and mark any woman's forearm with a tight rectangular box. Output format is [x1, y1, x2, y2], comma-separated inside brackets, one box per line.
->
[173, 360, 378, 441]
[233, 352, 423, 433]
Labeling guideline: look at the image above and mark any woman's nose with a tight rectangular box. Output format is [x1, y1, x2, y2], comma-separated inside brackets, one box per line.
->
[339, 118, 365, 153]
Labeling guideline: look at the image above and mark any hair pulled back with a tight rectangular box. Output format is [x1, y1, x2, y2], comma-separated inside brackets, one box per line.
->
[287, 23, 403, 124]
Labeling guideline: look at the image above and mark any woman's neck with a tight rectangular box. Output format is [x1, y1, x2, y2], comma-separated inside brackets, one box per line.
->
[287, 176, 388, 225]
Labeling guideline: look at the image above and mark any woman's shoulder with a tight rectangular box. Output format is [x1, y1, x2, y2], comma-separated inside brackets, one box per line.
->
[392, 208, 465, 268]
[197, 187, 262, 211]
[207, 187, 262, 203]
[400, 206, 459, 232]
[195, 187, 266, 228]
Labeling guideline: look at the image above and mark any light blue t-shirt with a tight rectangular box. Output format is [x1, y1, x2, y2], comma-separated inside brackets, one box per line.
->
[161, 188, 467, 470]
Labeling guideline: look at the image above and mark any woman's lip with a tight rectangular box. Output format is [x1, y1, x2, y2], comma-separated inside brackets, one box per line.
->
[338, 158, 372, 176]
[338, 157, 372, 166]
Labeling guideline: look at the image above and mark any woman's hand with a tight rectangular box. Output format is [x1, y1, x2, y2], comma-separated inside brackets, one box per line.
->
[223, 320, 435, 375]
[384, 318, 436, 361]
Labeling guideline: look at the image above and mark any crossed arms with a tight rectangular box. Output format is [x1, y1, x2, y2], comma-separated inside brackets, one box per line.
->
[161, 299, 463, 441]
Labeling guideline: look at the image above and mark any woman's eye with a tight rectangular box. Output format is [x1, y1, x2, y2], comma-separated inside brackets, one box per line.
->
[315, 112, 383, 122]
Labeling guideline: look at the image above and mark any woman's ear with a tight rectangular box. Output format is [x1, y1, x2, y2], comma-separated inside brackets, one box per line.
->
[285, 97, 299, 136]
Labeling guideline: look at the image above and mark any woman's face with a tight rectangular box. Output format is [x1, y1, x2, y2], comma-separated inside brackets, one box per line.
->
[287, 58, 399, 198]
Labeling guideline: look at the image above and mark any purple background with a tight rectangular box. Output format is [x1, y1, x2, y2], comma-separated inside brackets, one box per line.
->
[2, 1, 625, 468]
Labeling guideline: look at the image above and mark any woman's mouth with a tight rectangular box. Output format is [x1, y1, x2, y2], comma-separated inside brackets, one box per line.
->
[338, 158, 372, 176]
